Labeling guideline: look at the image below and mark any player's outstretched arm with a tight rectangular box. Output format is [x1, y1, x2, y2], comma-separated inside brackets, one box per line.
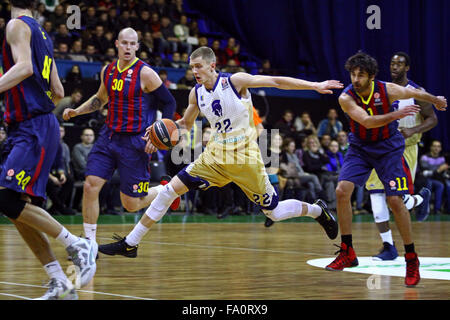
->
[339, 92, 420, 129]
[386, 82, 447, 111]
[0, 19, 34, 93]
[230, 72, 343, 94]
[62, 66, 109, 121]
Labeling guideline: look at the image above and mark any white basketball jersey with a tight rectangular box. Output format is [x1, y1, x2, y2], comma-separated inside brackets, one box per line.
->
[396, 80, 423, 146]
[195, 72, 256, 149]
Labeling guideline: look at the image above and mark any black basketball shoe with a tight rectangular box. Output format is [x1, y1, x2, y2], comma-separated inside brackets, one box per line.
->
[314, 199, 339, 240]
[98, 234, 138, 258]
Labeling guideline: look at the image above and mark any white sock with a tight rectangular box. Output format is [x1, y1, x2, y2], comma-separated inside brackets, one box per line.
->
[379, 230, 394, 245]
[44, 261, 67, 282]
[83, 223, 97, 240]
[125, 222, 149, 247]
[56, 227, 79, 248]
[403, 194, 423, 210]
[265, 199, 320, 221]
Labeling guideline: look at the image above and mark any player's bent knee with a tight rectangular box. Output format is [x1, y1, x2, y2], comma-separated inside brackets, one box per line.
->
[0, 189, 27, 220]
[145, 183, 179, 222]
[386, 195, 405, 211]
[121, 198, 140, 212]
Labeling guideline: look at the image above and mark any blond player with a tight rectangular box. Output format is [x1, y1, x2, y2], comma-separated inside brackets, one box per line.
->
[98, 46, 344, 257]
[367, 52, 437, 261]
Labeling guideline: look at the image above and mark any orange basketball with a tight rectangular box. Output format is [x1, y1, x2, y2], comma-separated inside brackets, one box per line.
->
[148, 119, 180, 150]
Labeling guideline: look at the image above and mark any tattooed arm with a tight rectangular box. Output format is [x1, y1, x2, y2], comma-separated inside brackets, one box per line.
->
[62, 66, 109, 121]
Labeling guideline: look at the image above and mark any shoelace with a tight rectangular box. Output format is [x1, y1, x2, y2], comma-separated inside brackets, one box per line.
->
[42, 278, 59, 297]
[333, 244, 345, 255]
[112, 233, 125, 242]
[406, 258, 418, 277]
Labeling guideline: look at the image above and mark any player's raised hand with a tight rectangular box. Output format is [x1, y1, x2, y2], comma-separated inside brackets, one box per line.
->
[394, 104, 421, 119]
[314, 80, 344, 94]
[434, 96, 447, 111]
[62, 108, 78, 121]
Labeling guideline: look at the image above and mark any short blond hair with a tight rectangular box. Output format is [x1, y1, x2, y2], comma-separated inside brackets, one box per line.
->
[190, 46, 216, 63]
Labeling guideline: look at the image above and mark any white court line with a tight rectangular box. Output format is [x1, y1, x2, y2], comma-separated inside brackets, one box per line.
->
[0, 281, 154, 300]
[0, 292, 32, 300]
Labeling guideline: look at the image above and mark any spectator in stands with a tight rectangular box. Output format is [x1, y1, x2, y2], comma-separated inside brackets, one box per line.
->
[303, 135, 334, 205]
[258, 59, 278, 76]
[211, 39, 227, 67]
[69, 39, 88, 62]
[337, 130, 349, 155]
[43, 20, 53, 35]
[34, 2, 47, 26]
[139, 51, 150, 64]
[104, 47, 117, 62]
[189, 19, 200, 39]
[169, 52, 183, 68]
[274, 109, 297, 139]
[140, 31, 154, 56]
[174, 14, 192, 54]
[317, 108, 343, 139]
[107, 6, 119, 33]
[53, 88, 83, 122]
[83, 6, 98, 31]
[98, 0, 115, 11]
[47, 124, 76, 216]
[158, 69, 174, 89]
[64, 65, 83, 86]
[48, 4, 66, 28]
[54, 23, 74, 48]
[221, 59, 245, 73]
[224, 37, 240, 65]
[72, 128, 95, 181]
[325, 140, 343, 210]
[154, 0, 170, 18]
[168, 0, 184, 22]
[294, 111, 317, 136]
[54, 42, 69, 59]
[181, 52, 189, 66]
[280, 137, 322, 202]
[420, 140, 450, 214]
[91, 25, 109, 55]
[177, 69, 196, 90]
[0, 17, 5, 46]
[135, 10, 151, 33]
[118, 10, 133, 31]
[85, 44, 99, 62]
[320, 134, 331, 152]
[98, 11, 114, 32]
[160, 16, 188, 54]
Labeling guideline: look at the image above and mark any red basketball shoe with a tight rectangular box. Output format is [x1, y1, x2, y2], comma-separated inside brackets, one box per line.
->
[160, 175, 180, 210]
[405, 252, 420, 287]
[325, 243, 359, 271]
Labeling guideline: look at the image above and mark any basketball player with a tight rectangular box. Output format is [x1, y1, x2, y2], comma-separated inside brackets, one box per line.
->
[98, 46, 344, 258]
[325, 52, 447, 287]
[0, 0, 97, 299]
[367, 52, 437, 261]
[63, 28, 179, 241]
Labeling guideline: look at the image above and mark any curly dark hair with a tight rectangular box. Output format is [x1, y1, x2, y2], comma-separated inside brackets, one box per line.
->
[392, 51, 411, 66]
[344, 52, 379, 77]
[10, 0, 36, 9]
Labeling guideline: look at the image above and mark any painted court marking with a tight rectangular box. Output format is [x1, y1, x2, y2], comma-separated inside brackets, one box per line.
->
[307, 257, 450, 281]
[0, 281, 154, 300]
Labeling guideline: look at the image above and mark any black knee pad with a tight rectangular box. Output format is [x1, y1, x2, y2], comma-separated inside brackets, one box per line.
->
[0, 188, 27, 219]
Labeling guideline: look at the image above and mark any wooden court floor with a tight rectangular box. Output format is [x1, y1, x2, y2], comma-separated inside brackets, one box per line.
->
[0, 220, 449, 300]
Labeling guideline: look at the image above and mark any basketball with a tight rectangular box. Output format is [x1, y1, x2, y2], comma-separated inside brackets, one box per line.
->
[148, 118, 180, 150]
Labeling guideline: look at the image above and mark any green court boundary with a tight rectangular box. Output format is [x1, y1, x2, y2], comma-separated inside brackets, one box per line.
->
[0, 213, 449, 225]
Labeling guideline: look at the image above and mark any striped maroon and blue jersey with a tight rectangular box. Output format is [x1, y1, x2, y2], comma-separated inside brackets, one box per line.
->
[103, 58, 154, 133]
[343, 80, 398, 142]
[2, 16, 55, 124]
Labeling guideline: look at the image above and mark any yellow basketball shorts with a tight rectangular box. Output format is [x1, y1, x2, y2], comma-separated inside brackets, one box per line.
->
[177, 140, 278, 209]
[365, 143, 418, 193]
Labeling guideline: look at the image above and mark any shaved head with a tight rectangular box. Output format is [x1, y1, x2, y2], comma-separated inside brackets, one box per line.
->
[118, 28, 138, 41]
